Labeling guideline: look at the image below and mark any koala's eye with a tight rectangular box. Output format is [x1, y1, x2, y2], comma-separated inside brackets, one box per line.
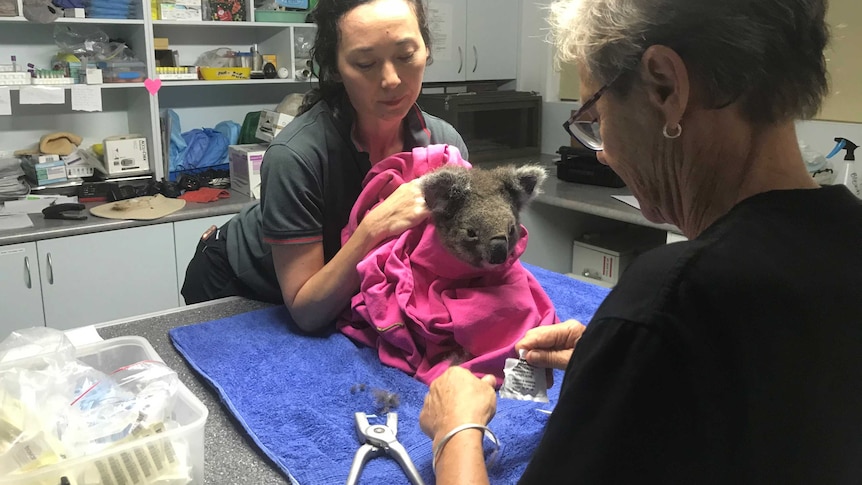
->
[466, 229, 478, 240]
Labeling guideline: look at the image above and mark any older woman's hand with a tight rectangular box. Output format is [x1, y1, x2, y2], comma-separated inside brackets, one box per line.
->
[361, 179, 429, 244]
[420, 367, 497, 443]
[517, 319, 586, 370]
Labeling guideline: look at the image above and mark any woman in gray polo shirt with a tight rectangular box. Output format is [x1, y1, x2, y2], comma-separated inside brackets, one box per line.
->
[181, 0, 468, 333]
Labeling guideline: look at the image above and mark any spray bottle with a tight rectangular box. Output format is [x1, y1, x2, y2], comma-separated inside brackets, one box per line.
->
[826, 137, 860, 198]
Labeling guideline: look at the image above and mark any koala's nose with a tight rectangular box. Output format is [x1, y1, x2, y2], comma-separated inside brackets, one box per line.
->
[489, 237, 509, 264]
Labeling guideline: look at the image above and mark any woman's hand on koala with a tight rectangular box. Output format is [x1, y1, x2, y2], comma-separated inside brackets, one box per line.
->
[517, 319, 586, 370]
[360, 179, 430, 245]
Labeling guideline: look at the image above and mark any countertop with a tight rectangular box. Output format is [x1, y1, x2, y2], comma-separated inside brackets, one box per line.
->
[1, 155, 679, 247]
[0, 190, 255, 246]
[95, 297, 289, 485]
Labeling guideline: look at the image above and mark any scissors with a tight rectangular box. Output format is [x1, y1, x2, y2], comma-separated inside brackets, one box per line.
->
[345, 412, 425, 485]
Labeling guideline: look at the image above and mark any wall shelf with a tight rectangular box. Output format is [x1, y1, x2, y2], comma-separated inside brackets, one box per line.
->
[0, 17, 145, 25]
[153, 20, 308, 28]
[159, 79, 305, 87]
[6, 83, 146, 91]
[0, 2, 316, 180]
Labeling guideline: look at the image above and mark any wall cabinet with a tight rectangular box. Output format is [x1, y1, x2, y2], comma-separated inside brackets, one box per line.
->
[0, 9, 314, 180]
[0, 242, 45, 336]
[37, 224, 179, 330]
[1, 224, 178, 339]
[424, 0, 519, 83]
[0, 214, 247, 340]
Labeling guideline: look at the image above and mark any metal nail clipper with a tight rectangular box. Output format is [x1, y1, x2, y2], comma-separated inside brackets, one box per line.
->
[346, 412, 425, 485]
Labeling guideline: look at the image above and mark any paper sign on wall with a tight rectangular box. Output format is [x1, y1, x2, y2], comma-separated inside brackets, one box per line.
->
[71, 85, 102, 112]
[428, 3, 453, 62]
[19, 86, 65, 105]
[0, 87, 10, 115]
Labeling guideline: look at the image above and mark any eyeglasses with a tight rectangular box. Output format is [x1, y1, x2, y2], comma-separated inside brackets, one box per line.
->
[563, 79, 615, 151]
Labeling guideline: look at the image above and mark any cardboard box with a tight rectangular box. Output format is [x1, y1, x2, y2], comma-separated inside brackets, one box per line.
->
[571, 230, 660, 285]
[27, 157, 67, 186]
[101, 135, 150, 176]
[82, 67, 102, 85]
[229, 144, 267, 199]
[63, 7, 84, 17]
[572, 237, 630, 286]
[255, 109, 294, 143]
[0, 336, 207, 484]
[159, 3, 202, 21]
[153, 37, 170, 50]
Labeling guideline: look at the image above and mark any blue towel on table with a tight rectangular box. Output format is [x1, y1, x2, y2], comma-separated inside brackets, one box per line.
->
[169, 263, 610, 484]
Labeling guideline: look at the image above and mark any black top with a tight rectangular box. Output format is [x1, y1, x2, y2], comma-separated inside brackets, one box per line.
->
[521, 186, 862, 484]
[226, 97, 468, 303]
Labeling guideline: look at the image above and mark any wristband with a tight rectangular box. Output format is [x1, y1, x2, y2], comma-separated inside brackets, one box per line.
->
[432, 423, 500, 474]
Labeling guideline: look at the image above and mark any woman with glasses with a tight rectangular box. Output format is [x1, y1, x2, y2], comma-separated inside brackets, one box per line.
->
[420, 0, 862, 482]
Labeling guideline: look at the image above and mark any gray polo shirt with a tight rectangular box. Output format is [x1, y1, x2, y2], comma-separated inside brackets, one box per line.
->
[226, 97, 468, 302]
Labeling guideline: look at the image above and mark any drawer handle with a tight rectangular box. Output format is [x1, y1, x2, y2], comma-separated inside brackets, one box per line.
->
[47, 252, 54, 285]
[457, 46, 463, 74]
[472, 45, 478, 73]
[24, 256, 32, 289]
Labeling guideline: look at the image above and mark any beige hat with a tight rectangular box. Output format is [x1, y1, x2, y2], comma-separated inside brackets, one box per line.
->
[90, 194, 186, 220]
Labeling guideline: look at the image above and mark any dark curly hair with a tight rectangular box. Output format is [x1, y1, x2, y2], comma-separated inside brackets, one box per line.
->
[298, 0, 432, 117]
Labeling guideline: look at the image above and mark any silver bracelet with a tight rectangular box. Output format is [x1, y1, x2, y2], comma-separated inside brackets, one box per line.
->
[432, 423, 500, 474]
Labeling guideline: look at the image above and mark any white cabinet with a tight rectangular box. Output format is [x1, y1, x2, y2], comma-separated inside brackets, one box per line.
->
[0, 10, 315, 180]
[37, 224, 179, 330]
[0, 213, 247, 335]
[424, 0, 519, 83]
[173, 213, 234, 304]
[0, 243, 44, 339]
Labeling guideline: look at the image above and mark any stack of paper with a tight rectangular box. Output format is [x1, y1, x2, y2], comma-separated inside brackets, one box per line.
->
[0, 157, 28, 201]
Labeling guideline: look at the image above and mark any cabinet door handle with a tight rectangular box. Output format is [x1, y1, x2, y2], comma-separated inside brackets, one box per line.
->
[472, 45, 478, 73]
[457, 46, 463, 74]
[47, 252, 54, 285]
[24, 256, 32, 289]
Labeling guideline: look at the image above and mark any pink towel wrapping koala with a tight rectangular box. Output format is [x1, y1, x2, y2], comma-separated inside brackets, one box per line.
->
[337, 144, 558, 385]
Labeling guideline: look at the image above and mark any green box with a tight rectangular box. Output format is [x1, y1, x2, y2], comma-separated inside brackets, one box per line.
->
[254, 0, 316, 22]
[254, 9, 309, 22]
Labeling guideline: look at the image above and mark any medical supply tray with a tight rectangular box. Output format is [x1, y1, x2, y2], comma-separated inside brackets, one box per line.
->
[0, 336, 208, 485]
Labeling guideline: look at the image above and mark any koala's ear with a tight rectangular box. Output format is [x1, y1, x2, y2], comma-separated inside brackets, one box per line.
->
[502, 165, 548, 209]
[420, 167, 470, 217]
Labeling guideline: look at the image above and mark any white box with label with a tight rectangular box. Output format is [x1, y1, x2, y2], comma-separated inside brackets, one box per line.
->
[255, 110, 295, 143]
[229, 144, 267, 199]
[100, 135, 150, 176]
[572, 237, 631, 286]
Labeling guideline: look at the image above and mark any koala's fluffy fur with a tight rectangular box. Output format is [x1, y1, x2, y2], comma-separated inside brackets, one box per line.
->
[420, 165, 547, 267]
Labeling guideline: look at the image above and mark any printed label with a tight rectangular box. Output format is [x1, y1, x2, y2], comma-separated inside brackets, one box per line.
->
[499, 357, 549, 403]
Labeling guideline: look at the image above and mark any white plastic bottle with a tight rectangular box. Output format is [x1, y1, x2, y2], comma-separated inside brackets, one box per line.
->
[826, 138, 860, 198]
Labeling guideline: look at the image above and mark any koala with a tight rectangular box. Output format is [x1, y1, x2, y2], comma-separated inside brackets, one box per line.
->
[420, 164, 547, 267]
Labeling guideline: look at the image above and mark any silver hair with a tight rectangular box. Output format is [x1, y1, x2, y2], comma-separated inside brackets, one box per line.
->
[548, 0, 830, 123]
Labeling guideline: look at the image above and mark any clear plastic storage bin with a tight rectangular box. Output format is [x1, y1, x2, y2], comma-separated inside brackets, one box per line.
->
[0, 336, 208, 485]
[95, 61, 147, 83]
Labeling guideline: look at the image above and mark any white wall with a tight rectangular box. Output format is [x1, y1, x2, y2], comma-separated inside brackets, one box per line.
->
[796, 120, 862, 159]
[517, 0, 579, 155]
[517, 0, 862, 158]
